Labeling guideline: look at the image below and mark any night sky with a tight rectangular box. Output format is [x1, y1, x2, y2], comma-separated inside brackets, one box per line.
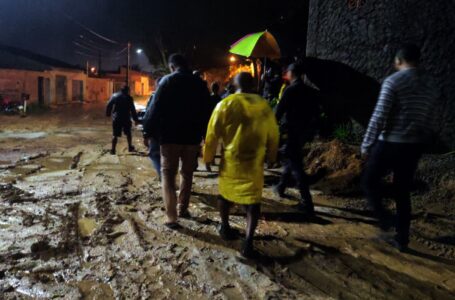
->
[0, 0, 309, 71]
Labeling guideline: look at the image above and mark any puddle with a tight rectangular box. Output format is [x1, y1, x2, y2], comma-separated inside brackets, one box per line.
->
[77, 281, 115, 300]
[78, 218, 99, 237]
[0, 131, 47, 140]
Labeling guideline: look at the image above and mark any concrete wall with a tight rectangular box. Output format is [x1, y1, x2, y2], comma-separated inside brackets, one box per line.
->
[48, 69, 86, 104]
[0, 68, 89, 105]
[87, 77, 113, 102]
[0, 69, 50, 104]
[306, 0, 455, 149]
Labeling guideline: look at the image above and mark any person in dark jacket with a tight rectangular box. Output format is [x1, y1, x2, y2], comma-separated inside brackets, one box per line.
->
[274, 63, 320, 215]
[361, 44, 439, 251]
[142, 53, 212, 228]
[143, 77, 163, 180]
[106, 86, 139, 155]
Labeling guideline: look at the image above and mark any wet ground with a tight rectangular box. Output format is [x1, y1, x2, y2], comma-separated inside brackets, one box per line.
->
[1, 104, 455, 299]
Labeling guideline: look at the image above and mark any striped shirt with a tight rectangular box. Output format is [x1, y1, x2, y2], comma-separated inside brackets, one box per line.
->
[361, 68, 439, 155]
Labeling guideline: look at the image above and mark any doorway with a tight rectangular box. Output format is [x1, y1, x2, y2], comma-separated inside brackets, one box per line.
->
[38, 77, 51, 106]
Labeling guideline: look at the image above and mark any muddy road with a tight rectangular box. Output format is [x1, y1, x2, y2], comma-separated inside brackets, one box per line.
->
[1, 104, 455, 299]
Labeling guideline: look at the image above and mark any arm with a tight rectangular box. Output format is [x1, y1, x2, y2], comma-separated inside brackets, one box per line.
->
[142, 79, 169, 138]
[106, 96, 115, 117]
[201, 83, 213, 137]
[275, 86, 290, 122]
[203, 102, 224, 163]
[266, 108, 280, 164]
[129, 96, 139, 123]
[361, 78, 395, 155]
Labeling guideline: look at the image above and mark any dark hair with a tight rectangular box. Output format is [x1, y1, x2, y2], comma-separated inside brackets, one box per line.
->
[235, 72, 254, 91]
[287, 62, 304, 77]
[121, 85, 130, 94]
[396, 43, 421, 64]
[168, 53, 188, 69]
[211, 82, 220, 93]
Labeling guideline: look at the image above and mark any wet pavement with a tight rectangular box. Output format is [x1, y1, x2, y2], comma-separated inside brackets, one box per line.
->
[1, 107, 455, 299]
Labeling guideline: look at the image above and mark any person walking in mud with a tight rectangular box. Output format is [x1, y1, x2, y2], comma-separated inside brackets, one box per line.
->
[204, 72, 279, 258]
[361, 44, 439, 251]
[274, 63, 320, 215]
[143, 77, 163, 180]
[143, 54, 212, 229]
[106, 85, 139, 155]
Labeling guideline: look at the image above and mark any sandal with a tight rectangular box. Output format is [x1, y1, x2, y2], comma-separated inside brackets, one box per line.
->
[164, 222, 182, 230]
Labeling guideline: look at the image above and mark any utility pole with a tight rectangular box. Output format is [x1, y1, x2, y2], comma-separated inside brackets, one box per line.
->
[98, 50, 102, 76]
[126, 42, 131, 87]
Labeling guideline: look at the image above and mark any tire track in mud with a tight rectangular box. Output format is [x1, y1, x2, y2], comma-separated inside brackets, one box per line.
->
[2, 142, 455, 299]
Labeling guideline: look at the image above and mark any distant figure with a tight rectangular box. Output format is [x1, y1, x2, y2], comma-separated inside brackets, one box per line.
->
[361, 44, 439, 251]
[205, 82, 222, 172]
[204, 72, 279, 258]
[143, 54, 212, 229]
[106, 86, 139, 155]
[274, 63, 320, 215]
[262, 66, 283, 101]
[210, 82, 222, 108]
[143, 77, 163, 180]
[221, 82, 236, 99]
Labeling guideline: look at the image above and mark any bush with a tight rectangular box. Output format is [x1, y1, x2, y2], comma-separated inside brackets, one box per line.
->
[332, 120, 365, 145]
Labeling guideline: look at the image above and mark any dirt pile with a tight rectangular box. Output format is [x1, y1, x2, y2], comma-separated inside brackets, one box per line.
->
[305, 140, 363, 195]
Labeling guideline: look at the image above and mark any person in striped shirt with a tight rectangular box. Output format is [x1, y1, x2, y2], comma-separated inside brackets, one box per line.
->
[361, 43, 439, 251]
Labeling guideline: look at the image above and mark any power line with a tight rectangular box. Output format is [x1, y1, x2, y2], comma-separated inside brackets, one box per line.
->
[63, 11, 120, 45]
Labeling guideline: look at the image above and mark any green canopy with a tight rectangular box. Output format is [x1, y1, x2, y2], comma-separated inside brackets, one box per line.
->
[229, 31, 281, 59]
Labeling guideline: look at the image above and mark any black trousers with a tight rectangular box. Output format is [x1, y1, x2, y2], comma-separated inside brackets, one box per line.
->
[362, 141, 423, 244]
[277, 139, 312, 203]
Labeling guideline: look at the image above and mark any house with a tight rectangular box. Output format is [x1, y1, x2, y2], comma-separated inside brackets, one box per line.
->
[0, 45, 113, 105]
[104, 67, 152, 97]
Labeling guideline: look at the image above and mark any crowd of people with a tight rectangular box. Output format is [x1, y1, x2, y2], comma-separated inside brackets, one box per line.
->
[106, 44, 438, 258]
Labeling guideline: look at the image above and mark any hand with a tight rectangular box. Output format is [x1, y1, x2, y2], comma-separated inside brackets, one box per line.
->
[267, 161, 276, 169]
[143, 138, 150, 148]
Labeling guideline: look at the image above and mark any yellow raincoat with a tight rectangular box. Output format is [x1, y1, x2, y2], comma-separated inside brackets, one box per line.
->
[203, 93, 279, 205]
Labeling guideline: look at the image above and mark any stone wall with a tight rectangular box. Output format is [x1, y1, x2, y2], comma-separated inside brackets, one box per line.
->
[306, 0, 455, 149]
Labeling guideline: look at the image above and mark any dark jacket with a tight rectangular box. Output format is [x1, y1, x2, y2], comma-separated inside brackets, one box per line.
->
[143, 69, 212, 145]
[275, 79, 320, 141]
[106, 92, 139, 124]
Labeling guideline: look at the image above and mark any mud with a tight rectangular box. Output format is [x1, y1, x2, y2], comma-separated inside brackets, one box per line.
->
[1, 104, 454, 299]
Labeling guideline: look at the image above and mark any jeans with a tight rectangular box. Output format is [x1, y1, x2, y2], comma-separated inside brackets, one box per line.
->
[362, 141, 423, 245]
[161, 144, 200, 222]
[148, 139, 161, 179]
[277, 138, 313, 203]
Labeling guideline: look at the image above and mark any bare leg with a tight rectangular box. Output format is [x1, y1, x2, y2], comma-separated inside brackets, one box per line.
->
[245, 204, 260, 243]
[218, 197, 231, 228]
[242, 204, 260, 258]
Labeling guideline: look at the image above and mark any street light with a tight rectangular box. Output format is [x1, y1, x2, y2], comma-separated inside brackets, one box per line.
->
[90, 67, 96, 73]
[136, 48, 143, 54]
[229, 55, 237, 63]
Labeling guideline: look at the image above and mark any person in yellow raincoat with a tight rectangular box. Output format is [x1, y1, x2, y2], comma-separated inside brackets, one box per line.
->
[203, 72, 279, 258]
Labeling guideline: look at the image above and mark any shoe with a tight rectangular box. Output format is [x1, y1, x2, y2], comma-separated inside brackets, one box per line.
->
[377, 232, 408, 252]
[218, 225, 239, 241]
[164, 222, 182, 230]
[296, 200, 315, 216]
[241, 240, 259, 259]
[110, 149, 116, 155]
[178, 210, 192, 219]
[272, 185, 286, 198]
[128, 146, 136, 152]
